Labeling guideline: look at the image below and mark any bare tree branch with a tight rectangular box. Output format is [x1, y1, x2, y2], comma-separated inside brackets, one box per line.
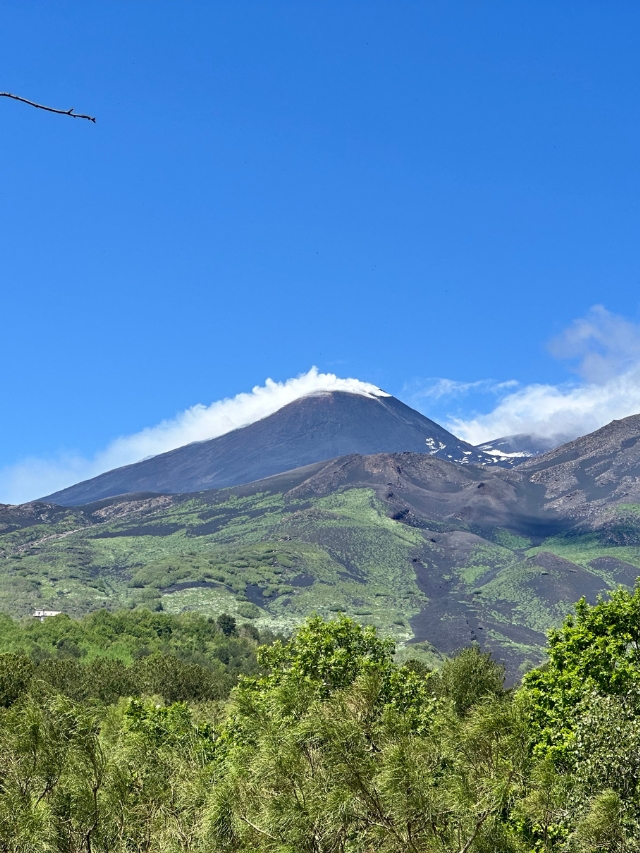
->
[0, 92, 95, 122]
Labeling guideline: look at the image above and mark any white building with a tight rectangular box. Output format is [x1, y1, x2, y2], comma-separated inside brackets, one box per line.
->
[32, 609, 62, 622]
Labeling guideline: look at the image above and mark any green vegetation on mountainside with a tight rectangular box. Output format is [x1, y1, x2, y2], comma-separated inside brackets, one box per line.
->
[3, 490, 640, 669]
[0, 489, 427, 640]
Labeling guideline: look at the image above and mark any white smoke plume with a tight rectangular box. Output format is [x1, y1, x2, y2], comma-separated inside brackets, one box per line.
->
[0, 368, 388, 505]
[441, 306, 640, 445]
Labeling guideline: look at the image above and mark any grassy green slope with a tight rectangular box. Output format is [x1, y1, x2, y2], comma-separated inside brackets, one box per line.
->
[3, 489, 640, 671]
[0, 489, 426, 642]
[460, 508, 640, 671]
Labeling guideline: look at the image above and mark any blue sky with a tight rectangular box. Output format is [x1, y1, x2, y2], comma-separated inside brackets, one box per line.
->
[3, 1, 640, 502]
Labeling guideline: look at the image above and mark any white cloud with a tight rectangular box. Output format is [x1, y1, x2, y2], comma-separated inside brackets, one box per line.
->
[404, 377, 518, 402]
[548, 304, 640, 383]
[447, 369, 640, 445]
[0, 368, 388, 505]
[444, 306, 640, 445]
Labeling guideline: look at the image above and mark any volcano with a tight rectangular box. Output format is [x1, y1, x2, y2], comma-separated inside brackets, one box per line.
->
[15, 410, 640, 674]
[43, 391, 494, 506]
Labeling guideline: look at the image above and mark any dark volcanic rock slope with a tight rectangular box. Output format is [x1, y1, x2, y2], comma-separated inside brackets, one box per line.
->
[43, 391, 493, 506]
[517, 414, 640, 518]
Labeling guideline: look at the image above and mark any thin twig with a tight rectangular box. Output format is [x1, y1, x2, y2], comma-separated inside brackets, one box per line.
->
[0, 92, 95, 122]
[239, 815, 277, 840]
[458, 809, 493, 853]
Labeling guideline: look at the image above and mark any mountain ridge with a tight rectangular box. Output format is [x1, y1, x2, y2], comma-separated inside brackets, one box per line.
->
[42, 391, 496, 506]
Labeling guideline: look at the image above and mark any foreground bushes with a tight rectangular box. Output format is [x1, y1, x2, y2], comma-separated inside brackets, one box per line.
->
[3, 593, 640, 851]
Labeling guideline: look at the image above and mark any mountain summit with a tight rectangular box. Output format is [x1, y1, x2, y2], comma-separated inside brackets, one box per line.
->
[43, 391, 493, 505]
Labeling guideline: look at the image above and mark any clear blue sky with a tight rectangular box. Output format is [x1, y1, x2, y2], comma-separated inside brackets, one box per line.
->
[2, 1, 640, 489]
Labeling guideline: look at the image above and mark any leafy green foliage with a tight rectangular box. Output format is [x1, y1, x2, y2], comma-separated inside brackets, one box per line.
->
[522, 585, 640, 758]
[207, 616, 527, 853]
[518, 585, 640, 847]
[0, 653, 33, 707]
[254, 614, 396, 693]
[3, 600, 640, 850]
[0, 690, 215, 852]
[0, 608, 281, 709]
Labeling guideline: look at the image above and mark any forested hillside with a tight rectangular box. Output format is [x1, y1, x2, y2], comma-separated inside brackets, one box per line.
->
[2, 590, 640, 851]
[0, 608, 281, 706]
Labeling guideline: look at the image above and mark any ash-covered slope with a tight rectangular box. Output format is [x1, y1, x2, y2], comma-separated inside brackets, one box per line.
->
[43, 391, 493, 506]
[517, 413, 640, 518]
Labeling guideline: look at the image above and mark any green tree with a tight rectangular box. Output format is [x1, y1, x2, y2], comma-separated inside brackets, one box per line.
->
[435, 646, 506, 716]
[101, 698, 215, 852]
[216, 614, 237, 637]
[205, 616, 527, 853]
[0, 688, 99, 852]
[572, 791, 632, 852]
[523, 585, 640, 760]
[0, 653, 33, 707]
[520, 585, 640, 848]
[132, 654, 228, 703]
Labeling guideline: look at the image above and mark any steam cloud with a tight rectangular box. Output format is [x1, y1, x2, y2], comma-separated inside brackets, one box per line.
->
[0, 368, 388, 505]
